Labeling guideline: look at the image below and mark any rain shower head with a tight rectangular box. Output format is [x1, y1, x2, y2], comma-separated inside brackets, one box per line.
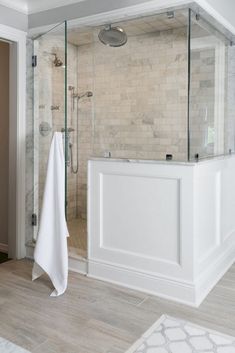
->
[98, 24, 127, 47]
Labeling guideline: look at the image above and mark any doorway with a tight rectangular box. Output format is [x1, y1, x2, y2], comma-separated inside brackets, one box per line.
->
[0, 40, 10, 263]
[0, 24, 26, 261]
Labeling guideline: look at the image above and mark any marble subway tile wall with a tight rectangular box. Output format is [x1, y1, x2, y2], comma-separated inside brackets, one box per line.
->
[67, 44, 80, 220]
[189, 47, 216, 159]
[75, 44, 93, 219]
[92, 27, 188, 162]
[189, 43, 235, 159]
[67, 44, 92, 220]
[225, 45, 235, 153]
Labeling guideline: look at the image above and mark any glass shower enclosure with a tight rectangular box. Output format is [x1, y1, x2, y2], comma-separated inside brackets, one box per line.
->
[188, 10, 235, 160]
[31, 8, 235, 259]
[32, 22, 68, 242]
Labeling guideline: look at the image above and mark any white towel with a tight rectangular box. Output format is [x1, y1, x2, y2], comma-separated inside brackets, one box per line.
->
[32, 132, 69, 297]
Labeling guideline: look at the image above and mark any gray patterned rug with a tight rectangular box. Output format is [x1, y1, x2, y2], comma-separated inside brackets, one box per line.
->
[126, 315, 235, 353]
[0, 337, 30, 353]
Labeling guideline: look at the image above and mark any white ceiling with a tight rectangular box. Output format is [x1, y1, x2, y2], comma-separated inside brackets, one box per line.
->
[68, 11, 188, 46]
[0, 0, 85, 14]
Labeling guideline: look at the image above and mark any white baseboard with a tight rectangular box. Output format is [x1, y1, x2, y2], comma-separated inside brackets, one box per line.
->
[88, 240, 235, 307]
[25, 240, 235, 306]
[88, 259, 197, 307]
[69, 255, 88, 275]
[195, 243, 235, 306]
[0, 243, 8, 254]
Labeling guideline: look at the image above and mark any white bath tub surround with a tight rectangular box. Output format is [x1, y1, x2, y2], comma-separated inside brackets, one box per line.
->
[88, 156, 235, 307]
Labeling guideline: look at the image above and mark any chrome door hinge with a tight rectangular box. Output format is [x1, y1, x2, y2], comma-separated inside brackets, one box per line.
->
[31, 213, 37, 226]
[32, 55, 37, 67]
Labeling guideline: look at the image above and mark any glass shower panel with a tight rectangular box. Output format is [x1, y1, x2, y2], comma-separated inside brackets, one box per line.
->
[92, 10, 189, 162]
[66, 27, 93, 257]
[33, 22, 67, 241]
[189, 11, 234, 160]
[65, 10, 189, 258]
[224, 45, 235, 155]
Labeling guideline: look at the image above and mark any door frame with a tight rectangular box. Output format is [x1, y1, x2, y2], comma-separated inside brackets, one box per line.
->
[0, 23, 27, 259]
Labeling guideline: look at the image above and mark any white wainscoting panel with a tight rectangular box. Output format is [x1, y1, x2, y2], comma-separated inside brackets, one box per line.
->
[194, 170, 221, 264]
[221, 160, 235, 243]
[88, 160, 195, 304]
[100, 173, 180, 264]
[195, 158, 235, 279]
[88, 157, 235, 306]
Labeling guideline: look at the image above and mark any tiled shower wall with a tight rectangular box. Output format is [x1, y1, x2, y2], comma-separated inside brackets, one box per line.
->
[189, 44, 235, 159]
[189, 47, 216, 159]
[188, 19, 235, 159]
[225, 46, 235, 153]
[74, 27, 189, 218]
[92, 27, 188, 161]
[66, 40, 93, 220]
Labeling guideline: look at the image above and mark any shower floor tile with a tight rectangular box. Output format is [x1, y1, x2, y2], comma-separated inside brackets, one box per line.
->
[67, 218, 87, 258]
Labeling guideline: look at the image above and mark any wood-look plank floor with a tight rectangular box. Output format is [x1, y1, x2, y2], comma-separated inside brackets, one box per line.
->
[0, 260, 234, 353]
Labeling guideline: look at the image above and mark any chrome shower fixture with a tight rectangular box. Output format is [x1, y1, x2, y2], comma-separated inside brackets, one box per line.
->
[98, 24, 127, 47]
[61, 127, 75, 133]
[167, 11, 175, 19]
[43, 51, 64, 67]
[52, 53, 63, 67]
[73, 91, 93, 100]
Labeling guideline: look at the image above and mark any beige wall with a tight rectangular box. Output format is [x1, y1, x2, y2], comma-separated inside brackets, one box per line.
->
[0, 41, 9, 246]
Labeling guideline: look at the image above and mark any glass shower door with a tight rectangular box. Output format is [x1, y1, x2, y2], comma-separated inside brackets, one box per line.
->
[32, 22, 67, 240]
[188, 11, 234, 160]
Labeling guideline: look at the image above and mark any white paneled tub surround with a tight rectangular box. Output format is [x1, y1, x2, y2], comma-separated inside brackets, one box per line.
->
[87, 156, 235, 307]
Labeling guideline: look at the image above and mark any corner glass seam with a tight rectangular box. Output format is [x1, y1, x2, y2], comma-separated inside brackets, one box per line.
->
[187, 8, 192, 162]
[65, 20, 68, 217]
